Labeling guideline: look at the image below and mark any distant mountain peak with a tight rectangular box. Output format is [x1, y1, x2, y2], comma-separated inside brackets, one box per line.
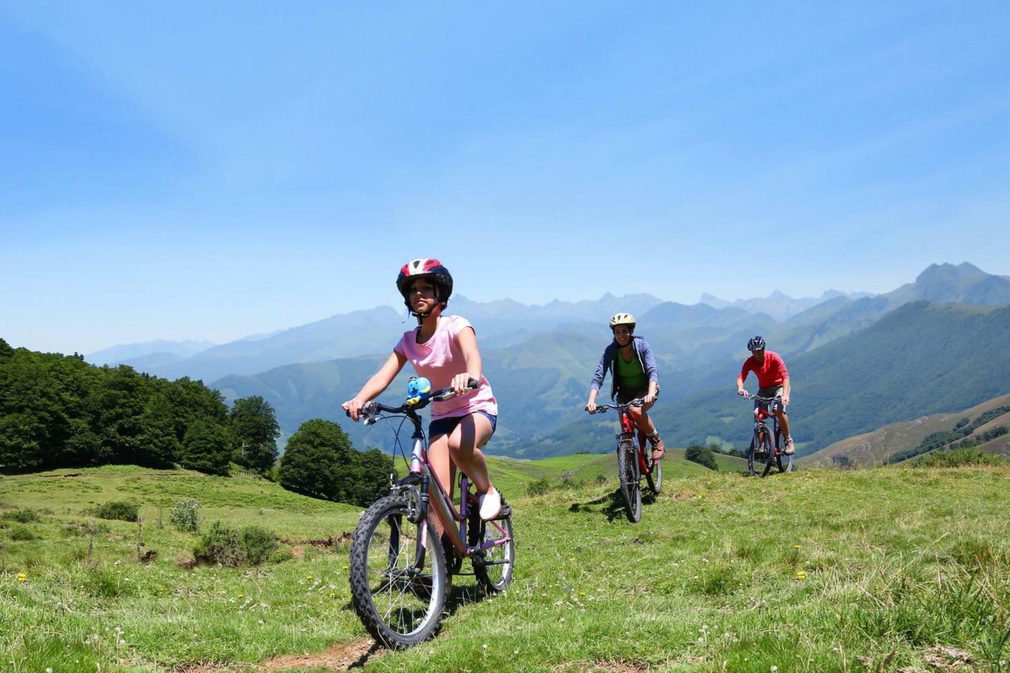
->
[915, 261, 987, 284]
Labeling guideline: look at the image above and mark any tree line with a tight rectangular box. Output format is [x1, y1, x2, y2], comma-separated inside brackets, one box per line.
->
[0, 339, 386, 506]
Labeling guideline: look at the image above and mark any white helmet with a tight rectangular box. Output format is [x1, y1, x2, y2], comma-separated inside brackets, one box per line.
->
[609, 312, 636, 330]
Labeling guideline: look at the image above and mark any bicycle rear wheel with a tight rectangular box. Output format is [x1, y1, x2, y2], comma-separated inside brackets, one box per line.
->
[618, 440, 642, 522]
[645, 453, 663, 494]
[348, 494, 447, 649]
[472, 507, 515, 595]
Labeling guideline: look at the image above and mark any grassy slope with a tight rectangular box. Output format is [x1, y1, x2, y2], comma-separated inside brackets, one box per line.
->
[809, 392, 1010, 468]
[4, 462, 1010, 672]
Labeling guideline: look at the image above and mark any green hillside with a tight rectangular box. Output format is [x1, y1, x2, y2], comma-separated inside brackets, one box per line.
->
[5, 461, 1010, 672]
[809, 392, 1010, 468]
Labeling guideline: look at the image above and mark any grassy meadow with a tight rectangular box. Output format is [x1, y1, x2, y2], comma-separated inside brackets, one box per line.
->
[3, 457, 1010, 672]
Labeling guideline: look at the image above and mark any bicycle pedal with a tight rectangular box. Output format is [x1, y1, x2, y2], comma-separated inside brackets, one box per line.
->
[491, 502, 512, 520]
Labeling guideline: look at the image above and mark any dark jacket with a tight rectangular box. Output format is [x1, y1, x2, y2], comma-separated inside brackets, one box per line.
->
[590, 336, 659, 400]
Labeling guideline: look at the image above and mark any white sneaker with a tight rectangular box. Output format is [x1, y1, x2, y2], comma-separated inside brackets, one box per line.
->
[783, 437, 795, 455]
[478, 487, 501, 521]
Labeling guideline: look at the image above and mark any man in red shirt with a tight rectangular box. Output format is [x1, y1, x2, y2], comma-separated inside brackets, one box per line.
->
[736, 336, 794, 455]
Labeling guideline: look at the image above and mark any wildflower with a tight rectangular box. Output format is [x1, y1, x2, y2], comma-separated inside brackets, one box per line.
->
[771, 667, 779, 672]
[793, 544, 801, 549]
[17, 572, 27, 583]
[795, 570, 806, 580]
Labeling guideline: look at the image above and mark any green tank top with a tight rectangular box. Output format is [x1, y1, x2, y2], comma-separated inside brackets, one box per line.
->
[615, 349, 648, 390]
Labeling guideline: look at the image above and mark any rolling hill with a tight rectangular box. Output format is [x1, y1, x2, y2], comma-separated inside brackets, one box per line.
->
[807, 392, 1010, 468]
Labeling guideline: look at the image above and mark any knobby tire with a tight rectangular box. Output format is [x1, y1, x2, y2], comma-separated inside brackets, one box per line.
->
[618, 440, 642, 522]
[348, 494, 447, 649]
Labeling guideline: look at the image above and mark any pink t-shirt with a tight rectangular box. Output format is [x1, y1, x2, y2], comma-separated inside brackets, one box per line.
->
[393, 315, 498, 421]
[740, 350, 789, 390]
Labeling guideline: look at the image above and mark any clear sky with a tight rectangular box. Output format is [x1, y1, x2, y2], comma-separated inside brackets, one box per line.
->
[3, 2, 1010, 354]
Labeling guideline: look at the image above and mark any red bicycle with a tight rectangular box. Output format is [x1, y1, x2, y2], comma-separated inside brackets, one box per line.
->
[586, 398, 662, 522]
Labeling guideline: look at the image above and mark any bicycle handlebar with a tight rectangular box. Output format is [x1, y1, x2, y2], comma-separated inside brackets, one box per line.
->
[586, 398, 645, 414]
[361, 379, 480, 426]
[740, 391, 782, 403]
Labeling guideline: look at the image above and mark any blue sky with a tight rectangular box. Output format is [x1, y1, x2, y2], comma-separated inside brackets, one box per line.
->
[3, 2, 1010, 354]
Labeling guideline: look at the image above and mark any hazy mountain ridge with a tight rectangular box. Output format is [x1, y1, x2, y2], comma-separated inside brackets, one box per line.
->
[83, 262, 1010, 460]
[86, 339, 216, 366]
[700, 289, 870, 321]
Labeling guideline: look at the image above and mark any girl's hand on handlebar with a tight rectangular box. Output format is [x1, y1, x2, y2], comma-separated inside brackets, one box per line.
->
[342, 398, 365, 422]
[585, 400, 597, 414]
[738, 389, 751, 398]
[450, 373, 478, 395]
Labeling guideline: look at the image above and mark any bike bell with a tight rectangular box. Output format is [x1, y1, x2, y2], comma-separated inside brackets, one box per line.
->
[405, 376, 432, 406]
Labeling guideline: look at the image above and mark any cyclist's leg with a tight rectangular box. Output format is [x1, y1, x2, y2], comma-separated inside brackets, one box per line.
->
[444, 412, 500, 519]
[426, 431, 458, 543]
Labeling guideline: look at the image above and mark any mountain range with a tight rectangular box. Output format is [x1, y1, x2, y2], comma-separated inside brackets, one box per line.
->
[85, 262, 1010, 461]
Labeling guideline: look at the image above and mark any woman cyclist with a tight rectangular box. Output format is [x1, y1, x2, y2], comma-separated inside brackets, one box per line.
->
[585, 312, 665, 460]
[341, 258, 502, 522]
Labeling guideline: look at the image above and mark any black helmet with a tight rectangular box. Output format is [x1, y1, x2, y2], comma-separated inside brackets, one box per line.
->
[747, 336, 766, 352]
[396, 258, 453, 312]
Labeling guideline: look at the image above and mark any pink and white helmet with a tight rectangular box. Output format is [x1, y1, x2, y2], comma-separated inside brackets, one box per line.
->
[395, 258, 453, 309]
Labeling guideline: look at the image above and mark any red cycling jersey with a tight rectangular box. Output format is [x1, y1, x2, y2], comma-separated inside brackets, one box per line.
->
[740, 350, 789, 390]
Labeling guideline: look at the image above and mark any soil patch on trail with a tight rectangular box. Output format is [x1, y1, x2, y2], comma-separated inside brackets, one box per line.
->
[261, 639, 380, 671]
[554, 660, 651, 673]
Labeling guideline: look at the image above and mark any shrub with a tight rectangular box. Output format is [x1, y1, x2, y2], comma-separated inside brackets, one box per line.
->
[193, 521, 278, 566]
[1, 508, 40, 523]
[194, 522, 243, 566]
[93, 501, 139, 522]
[170, 499, 201, 532]
[241, 526, 279, 565]
[914, 448, 1007, 468]
[526, 478, 552, 496]
[8, 525, 40, 541]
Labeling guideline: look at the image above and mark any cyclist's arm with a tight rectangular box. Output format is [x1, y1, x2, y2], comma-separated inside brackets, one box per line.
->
[587, 348, 611, 412]
[342, 351, 407, 421]
[781, 376, 791, 406]
[736, 372, 747, 395]
[644, 379, 658, 406]
[452, 326, 484, 393]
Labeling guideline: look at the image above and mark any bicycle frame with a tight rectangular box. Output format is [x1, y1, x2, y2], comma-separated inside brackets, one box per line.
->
[744, 393, 792, 476]
[367, 400, 511, 567]
[615, 405, 652, 474]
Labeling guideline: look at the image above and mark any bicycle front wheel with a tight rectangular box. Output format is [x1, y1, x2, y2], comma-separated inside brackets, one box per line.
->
[618, 440, 642, 522]
[645, 453, 663, 494]
[761, 435, 776, 478]
[348, 494, 448, 649]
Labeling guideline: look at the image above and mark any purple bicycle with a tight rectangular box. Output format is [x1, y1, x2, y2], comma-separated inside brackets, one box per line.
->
[348, 381, 515, 648]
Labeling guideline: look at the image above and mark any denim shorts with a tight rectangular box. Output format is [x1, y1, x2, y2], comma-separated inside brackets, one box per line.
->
[428, 411, 498, 441]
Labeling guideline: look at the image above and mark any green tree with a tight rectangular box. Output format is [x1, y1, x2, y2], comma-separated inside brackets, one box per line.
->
[229, 396, 280, 474]
[137, 394, 182, 468]
[278, 419, 354, 501]
[685, 444, 718, 470]
[0, 338, 14, 361]
[346, 448, 394, 506]
[181, 420, 231, 476]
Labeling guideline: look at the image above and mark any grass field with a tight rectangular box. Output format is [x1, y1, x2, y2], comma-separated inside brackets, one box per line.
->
[3, 458, 1010, 672]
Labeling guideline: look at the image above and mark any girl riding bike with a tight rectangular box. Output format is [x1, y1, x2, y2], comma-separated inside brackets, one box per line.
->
[585, 312, 665, 460]
[342, 258, 502, 525]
